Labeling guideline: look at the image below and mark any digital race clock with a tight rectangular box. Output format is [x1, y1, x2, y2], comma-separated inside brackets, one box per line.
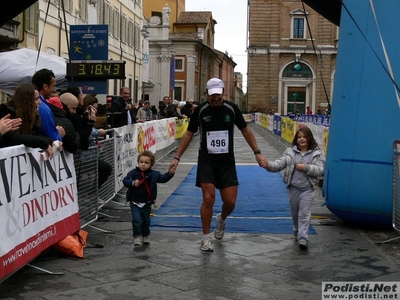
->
[66, 61, 126, 80]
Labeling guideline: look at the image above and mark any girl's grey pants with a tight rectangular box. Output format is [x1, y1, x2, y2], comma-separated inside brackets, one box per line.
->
[288, 186, 314, 242]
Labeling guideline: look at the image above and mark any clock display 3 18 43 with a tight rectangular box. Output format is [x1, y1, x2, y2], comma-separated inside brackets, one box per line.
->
[66, 61, 126, 79]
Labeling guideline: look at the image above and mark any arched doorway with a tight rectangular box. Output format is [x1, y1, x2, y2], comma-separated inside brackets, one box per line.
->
[279, 61, 315, 114]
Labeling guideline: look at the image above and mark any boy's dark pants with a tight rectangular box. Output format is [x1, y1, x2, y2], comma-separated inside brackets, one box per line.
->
[129, 202, 151, 237]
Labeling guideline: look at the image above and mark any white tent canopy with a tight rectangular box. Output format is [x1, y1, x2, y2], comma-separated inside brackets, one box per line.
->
[0, 48, 68, 95]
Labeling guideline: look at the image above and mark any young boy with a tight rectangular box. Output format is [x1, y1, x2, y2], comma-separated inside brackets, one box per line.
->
[123, 150, 175, 246]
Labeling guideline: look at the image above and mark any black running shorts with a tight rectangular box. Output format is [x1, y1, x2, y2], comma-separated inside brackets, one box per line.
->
[196, 161, 239, 189]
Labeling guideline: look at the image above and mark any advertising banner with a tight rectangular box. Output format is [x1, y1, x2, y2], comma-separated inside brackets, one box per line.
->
[113, 125, 138, 192]
[0, 146, 79, 281]
[243, 114, 253, 122]
[113, 120, 176, 192]
[273, 115, 281, 135]
[281, 117, 297, 143]
[261, 114, 268, 129]
[175, 119, 189, 139]
[137, 121, 157, 154]
[267, 115, 274, 131]
[324, 126, 329, 155]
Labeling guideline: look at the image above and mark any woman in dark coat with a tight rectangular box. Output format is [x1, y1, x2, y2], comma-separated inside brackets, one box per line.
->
[0, 84, 59, 159]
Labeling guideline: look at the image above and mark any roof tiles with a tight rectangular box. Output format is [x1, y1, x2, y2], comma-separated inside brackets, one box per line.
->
[177, 11, 213, 24]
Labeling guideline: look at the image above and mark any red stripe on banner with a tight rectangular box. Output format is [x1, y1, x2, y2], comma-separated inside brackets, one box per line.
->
[0, 213, 80, 282]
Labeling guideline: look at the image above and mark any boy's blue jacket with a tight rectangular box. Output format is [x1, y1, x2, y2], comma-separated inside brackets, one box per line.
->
[123, 167, 174, 204]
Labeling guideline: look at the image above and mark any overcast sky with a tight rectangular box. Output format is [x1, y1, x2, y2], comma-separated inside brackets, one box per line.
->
[185, 0, 248, 92]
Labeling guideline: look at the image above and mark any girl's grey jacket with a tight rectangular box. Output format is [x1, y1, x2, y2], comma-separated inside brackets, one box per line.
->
[267, 146, 324, 188]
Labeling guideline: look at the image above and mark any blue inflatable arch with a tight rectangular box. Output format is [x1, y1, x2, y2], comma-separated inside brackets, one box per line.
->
[322, 0, 400, 227]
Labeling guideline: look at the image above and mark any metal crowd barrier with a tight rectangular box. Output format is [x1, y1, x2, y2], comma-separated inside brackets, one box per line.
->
[72, 121, 184, 229]
[97, 134, 116, 209]
[373, 140, 400, 245]
[393, 140, 400, 235]
[73, 130, 116, 228]
[73, 147, 99, 228]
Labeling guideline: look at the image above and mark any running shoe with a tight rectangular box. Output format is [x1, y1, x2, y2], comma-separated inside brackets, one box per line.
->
[200, 237, 213, 252]
[214, 213, 226, 240]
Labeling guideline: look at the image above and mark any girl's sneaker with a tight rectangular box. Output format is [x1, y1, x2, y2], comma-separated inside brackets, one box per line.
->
[298, 239, 308, 249]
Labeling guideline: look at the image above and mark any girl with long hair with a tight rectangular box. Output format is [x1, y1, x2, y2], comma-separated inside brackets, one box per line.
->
[0, 83, 62, 159]
[264, 126, 324, 249]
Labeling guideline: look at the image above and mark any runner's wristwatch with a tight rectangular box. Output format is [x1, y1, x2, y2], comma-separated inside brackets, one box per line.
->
[254, 149, 261, 155]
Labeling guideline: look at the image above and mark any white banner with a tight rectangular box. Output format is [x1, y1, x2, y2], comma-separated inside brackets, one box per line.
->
[0, 145, 79, 281]
[268, 114, 274, 131]
[113, 120, 176, 193]
[113, 124, 139, 193]
[154, 118, 175, 150]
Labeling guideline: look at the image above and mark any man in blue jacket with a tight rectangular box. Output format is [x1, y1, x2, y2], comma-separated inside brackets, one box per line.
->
[32, 68, 65, 140]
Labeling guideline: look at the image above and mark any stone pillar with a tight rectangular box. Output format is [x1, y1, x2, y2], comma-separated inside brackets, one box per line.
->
[158, 53, 172, 98]
[186, 55, 196, 100]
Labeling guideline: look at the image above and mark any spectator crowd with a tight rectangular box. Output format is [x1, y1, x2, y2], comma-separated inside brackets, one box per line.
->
[0, 70, 199, 190]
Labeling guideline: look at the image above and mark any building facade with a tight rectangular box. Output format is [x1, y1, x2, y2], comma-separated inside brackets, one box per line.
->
[235, 72, 245, 110]
[0, 0, 146, 103]
[247, 0, 338, 114]
[143, 1, 241, 106]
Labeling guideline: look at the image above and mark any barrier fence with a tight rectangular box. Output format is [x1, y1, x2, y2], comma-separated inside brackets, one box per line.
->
[97, 136, 116, 209]
[253, 112, 329, 156]
[74, 147, 99, 228]
[0, 118, 181, 282]
[393, 141, 400, 235]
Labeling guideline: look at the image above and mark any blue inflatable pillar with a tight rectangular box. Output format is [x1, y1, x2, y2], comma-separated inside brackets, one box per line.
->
[323, 0, 400, 227]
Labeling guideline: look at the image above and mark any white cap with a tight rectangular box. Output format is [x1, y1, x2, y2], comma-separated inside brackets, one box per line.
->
[206, 78, 224, 95]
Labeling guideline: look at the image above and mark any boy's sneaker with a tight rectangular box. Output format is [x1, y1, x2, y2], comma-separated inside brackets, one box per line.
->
[143, 236, 150, 245]
[293, 230, 298, 239]
[214, 213, 226, 240]
[134, 236, 143, 246]
[200, 237, 213, 252]
[298, 239, 308, 250]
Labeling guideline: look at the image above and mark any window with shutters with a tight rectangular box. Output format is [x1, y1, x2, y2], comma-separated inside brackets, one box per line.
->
[290, 9, 307, 39]
[24, 2, 39, 34]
